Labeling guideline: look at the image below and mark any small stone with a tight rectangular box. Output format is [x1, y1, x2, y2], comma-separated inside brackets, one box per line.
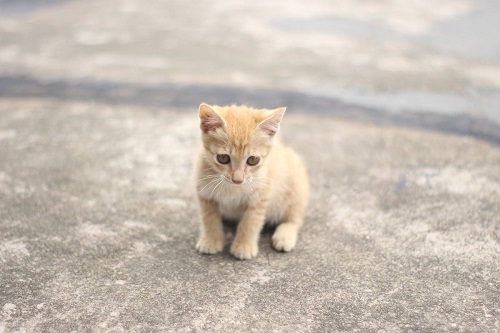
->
[3, 303, 16, 313]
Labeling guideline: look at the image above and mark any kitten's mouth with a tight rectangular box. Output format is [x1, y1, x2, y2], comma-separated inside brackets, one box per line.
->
[222, 177, 240, 185]
[227, 178, 248, 186]
[222, 175, 250, 186]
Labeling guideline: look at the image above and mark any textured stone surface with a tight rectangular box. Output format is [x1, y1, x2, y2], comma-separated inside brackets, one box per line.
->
[0, 0, 499, 331]
[0, 100, 499, 332]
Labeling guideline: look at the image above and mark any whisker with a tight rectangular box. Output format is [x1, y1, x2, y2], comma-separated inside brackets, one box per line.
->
[210, 179, 224, 198]
[197, 175, 220, 182]
[243, 182, 252, 196]
[199, 178, 221, 193]
[252, 177, 270, 184]
[248, 181, 256, 196]
[257, 181, 268, 198]
[249, 180, 264, 198]
[251, 178, 270, 188]
[253, 181, 270, 191]
[217, 181, 227, 201]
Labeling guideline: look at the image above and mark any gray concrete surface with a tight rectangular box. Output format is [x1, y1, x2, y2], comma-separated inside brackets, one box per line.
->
[0, 0, 499, 332]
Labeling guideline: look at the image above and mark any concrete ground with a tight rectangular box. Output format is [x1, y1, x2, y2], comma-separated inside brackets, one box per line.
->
[0, 0, 499, 332]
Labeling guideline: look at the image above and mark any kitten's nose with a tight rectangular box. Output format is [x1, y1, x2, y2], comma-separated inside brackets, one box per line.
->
[232, 170, 244, 184]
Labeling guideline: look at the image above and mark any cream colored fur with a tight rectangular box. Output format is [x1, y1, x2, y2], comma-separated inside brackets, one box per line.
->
[195, 103, 309, 259]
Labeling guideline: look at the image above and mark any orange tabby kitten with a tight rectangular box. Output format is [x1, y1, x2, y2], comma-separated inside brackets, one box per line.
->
[195, 103, 310, 259]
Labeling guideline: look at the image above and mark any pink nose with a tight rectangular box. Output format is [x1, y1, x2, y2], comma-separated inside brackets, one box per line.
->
[232, 170, 244, 184]
[232, 178, 243, 185]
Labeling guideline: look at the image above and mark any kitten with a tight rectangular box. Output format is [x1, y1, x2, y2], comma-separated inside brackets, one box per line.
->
[195, 103, 310, 259]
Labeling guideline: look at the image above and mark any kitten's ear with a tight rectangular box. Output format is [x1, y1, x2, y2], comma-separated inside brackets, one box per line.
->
[258, 107, 287, 136]
[199, 103, 225, 133]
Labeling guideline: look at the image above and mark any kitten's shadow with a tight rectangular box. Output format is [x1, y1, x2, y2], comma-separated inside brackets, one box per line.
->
[222, 219, 277, 242]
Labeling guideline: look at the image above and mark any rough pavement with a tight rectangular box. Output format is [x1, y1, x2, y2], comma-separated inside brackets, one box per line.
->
[1, 0, 499, 332]
[1, 100, 499, 331]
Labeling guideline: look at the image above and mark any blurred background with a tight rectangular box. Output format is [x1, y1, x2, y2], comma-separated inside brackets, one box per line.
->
[1, 1, 500, 331]
[1, 0, 499, 141]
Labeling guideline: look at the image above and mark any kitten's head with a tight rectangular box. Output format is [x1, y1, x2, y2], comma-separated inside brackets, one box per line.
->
[198, 103, 286, 185]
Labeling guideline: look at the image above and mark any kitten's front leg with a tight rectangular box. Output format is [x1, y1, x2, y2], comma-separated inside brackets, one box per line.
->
[230, 201, 268, 260]
[196, 196, 224, 254]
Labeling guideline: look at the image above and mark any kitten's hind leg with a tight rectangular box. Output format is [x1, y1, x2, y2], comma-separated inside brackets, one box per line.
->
[272, 200, 307, 252]
[272, 222, 300, 252]
[272, 166, 309, 252]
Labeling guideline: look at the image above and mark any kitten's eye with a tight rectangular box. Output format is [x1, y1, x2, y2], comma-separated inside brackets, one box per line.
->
[247, 156, 260, 166]
[217, 154, 230, 164]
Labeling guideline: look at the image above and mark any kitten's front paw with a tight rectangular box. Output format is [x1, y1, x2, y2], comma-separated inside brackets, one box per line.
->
[196, 235, 224, 254]
[272, 224, 298, 252]
[230, 240, 258, 260]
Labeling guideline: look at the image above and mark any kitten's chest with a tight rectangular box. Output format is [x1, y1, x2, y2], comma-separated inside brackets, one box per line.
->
[216, 187, 248, 220]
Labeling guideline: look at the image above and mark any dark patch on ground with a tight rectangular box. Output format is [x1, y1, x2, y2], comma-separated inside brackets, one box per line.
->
[1, 75, 499, 144]
[0, 0, 72, 15]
